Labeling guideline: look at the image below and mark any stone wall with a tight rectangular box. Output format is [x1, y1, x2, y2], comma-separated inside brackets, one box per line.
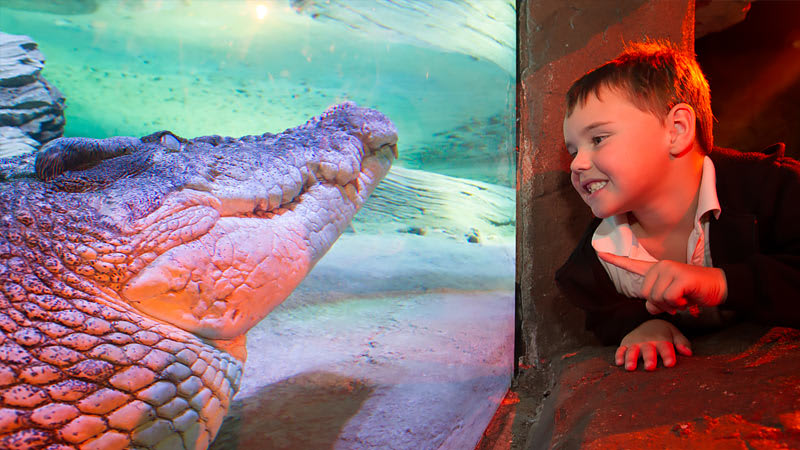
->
[516, 0, 694, 368]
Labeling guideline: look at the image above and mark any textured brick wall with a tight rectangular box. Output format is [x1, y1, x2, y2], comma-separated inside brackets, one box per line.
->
[516, 0, 695, 367]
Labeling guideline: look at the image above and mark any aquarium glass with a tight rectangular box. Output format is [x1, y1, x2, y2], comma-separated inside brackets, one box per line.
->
[0, 0, 515, 448]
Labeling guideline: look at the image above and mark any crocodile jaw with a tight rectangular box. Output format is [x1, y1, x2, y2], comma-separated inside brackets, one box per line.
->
[120, 144, 395, 343]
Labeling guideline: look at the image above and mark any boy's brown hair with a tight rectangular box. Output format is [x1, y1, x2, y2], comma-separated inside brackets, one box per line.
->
[565, 40, 714, 154]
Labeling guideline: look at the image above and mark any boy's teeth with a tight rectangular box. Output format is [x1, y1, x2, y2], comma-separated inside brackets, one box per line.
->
[586, 181, 607, 193]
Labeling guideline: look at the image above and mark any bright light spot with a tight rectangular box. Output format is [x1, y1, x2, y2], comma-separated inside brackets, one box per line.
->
[256, 4, 268, 20]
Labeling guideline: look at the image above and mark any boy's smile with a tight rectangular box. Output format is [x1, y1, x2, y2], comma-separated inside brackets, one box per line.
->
[563, 87, 673, 219]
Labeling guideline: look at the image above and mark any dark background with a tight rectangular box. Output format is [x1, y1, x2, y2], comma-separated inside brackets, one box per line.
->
[696, 0, 800, 159]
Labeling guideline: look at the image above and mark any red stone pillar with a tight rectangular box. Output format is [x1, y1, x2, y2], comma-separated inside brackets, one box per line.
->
[516, 0, 695, 368]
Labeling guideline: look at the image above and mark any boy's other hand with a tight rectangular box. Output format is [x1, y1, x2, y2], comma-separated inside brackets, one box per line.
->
[617, 319, 692, 371]
[597, 252, 727, 315]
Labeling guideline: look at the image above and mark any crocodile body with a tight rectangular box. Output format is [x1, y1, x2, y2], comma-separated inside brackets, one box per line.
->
[0, 102, 398, 450]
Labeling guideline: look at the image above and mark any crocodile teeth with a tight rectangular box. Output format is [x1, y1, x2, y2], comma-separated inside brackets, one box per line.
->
[586, 181, 607, 194]
[344, 183, 359, 203]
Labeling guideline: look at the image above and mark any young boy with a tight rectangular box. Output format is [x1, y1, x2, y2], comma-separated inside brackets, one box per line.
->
[555, 41, 800, 371]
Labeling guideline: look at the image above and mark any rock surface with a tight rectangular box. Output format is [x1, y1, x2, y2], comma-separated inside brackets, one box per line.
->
[481, 323, 800, 449]
[0, 126, 41, 158]
[0, 31, 65, 156]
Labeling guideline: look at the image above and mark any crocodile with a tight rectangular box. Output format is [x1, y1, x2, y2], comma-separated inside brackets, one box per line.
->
[0, 102, 398, 450]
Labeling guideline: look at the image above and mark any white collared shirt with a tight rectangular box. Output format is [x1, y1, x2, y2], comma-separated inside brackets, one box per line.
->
[591, 156, 726, 324]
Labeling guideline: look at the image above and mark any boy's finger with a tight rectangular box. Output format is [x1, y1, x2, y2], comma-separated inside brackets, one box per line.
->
[650, 271, 674, 303]
[655, 341, 677, 367]
[670, 297, 689, 310]
[615, 346, 628, 366]
[673, 334, 693, 356]
[664, 280, 690, 307]
[676, 344, 692, 356]
[641, 344, 657, 371]
[645, 300, 673, 315]
[597, 252, 654, 276]
[640, 266, 657, 300]
[625, 345, 640, 371]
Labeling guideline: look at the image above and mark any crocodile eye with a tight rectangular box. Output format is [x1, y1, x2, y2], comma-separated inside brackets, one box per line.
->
[160, 133, 181, 151]
[140, 130, 186, 152]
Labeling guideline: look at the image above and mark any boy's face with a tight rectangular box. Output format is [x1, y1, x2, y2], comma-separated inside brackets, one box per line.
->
[563, 87, 672, 218]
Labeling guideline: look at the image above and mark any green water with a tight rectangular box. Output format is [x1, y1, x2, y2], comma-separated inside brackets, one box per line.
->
[0, 0, 515, 186]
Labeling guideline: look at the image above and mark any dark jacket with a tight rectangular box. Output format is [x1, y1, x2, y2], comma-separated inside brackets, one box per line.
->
[555, 145, 800, 346]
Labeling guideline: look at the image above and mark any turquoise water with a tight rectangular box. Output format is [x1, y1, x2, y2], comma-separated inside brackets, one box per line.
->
[0, 0, 515, 186]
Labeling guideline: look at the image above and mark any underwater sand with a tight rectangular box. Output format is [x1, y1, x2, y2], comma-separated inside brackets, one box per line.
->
[214, 234, 514, 450]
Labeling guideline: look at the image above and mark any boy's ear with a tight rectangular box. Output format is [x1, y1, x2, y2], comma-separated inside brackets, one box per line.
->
[667, 103, 696, 157]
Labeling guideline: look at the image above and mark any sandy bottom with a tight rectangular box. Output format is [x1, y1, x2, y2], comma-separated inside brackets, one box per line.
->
[211, 234, 515, 450]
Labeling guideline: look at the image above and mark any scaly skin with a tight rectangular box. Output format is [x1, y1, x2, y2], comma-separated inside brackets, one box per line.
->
[0, 102, 398, 450]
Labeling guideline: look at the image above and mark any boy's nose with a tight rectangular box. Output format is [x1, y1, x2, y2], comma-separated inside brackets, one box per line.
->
[570, 148, 591, 172]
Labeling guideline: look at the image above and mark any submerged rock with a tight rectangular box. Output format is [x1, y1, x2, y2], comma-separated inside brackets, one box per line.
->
[0, 31, 66, 155]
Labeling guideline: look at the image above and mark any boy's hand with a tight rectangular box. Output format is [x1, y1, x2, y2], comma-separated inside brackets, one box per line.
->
[617, 319, 692, 371]
[597, 252, 727, 315]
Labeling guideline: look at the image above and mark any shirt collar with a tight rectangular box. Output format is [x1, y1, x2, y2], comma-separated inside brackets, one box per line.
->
[696, 155, 722, 222]
[592, 155, 722, 256]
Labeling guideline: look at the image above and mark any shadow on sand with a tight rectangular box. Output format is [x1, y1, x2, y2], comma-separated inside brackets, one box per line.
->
[210, 371, 375, 450]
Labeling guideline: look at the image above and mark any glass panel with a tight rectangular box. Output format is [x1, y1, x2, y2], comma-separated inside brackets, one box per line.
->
[0, 1, 515, 448]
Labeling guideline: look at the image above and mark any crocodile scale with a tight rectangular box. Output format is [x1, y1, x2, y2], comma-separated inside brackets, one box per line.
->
[0, 186, 242, 450]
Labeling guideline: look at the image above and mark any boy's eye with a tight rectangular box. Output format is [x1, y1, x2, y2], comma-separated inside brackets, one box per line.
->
[591, 135, 608, 145]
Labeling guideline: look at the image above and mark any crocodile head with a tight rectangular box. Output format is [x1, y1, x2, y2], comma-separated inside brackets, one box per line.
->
[28, 102, 398, 351]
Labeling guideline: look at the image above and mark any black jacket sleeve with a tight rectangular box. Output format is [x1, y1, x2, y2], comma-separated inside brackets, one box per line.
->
[710, 145, 800, 328]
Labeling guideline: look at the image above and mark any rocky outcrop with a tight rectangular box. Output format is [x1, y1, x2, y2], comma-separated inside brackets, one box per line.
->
[0, 126, 42, 157]
[0, 32, 65, 157]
